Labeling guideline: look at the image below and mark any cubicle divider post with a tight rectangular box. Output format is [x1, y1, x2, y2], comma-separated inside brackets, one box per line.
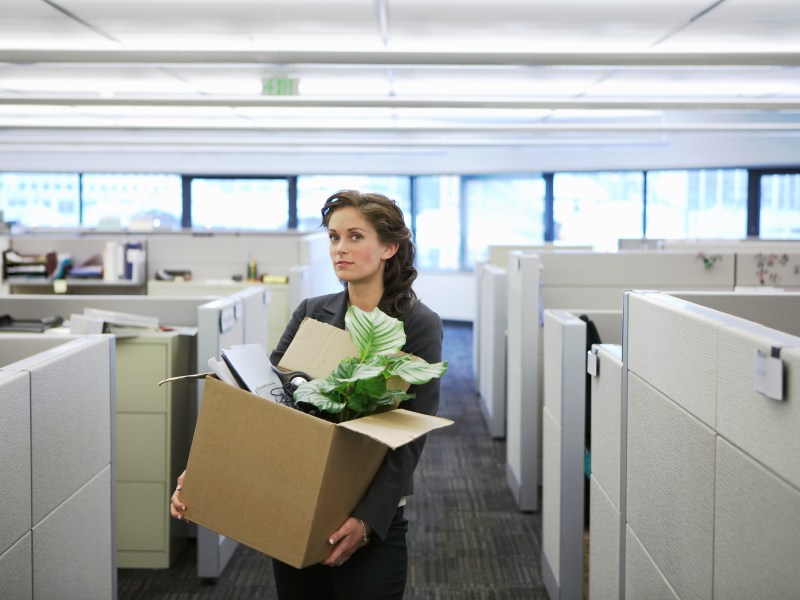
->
[193, 285, 269, 579]
[505, 252, 542, 512]
[478, 264, 507, 439]
[541, 310, 588, 600]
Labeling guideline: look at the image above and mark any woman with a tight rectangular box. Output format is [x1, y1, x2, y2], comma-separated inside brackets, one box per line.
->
[171, 190, 443, 599]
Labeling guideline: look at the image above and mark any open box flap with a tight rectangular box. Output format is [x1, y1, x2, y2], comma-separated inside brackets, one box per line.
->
[277, 317, 358, 380]
[338, 408, 453, 450]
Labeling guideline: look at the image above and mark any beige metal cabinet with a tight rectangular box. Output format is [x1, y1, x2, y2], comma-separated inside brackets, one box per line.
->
[115, 331, 194, 568]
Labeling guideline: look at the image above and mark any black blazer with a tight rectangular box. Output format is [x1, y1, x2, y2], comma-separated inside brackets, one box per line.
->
[270, 291, 443, 541]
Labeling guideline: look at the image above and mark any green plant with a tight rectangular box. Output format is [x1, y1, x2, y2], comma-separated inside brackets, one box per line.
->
[292, 305, 448, 422]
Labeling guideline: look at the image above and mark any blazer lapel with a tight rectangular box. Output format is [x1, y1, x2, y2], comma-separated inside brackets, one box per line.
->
[320, 291, 349, 328]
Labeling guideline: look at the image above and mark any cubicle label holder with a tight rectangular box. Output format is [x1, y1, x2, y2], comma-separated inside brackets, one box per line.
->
[754, 348, 785, 401]
[587, 348, 599, 377]
[219, 306, 236, 333]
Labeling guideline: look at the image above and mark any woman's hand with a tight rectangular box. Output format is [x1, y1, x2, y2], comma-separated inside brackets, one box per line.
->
[322, 517, 371, 567]
[169, 470, 187, 520]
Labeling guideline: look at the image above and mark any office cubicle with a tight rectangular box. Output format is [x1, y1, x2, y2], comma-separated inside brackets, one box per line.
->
[473, 243, 591, 394]
[540, 308, 622, 600]
[0, 335, 116, 599]
[615, 290, 800, 599]
[504, 250, 737, 513]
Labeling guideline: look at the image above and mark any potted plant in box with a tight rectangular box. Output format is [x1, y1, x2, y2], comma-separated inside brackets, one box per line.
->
[291, 305, 448, 422]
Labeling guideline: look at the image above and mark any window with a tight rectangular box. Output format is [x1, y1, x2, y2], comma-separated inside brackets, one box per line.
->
[0, 172, 80, 227]
[190, 178, 289, 230]
[554, 171, 643, 251]
[82, 173, 182, 229]
[296, 176, 411, 231]
[414, 176, 462, 270]
[463, 175, 545, 268]
[760, 173, 800, 239]
[646, 169, 748, 239]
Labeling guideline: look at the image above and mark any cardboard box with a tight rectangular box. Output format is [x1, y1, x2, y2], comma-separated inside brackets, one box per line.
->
[181, 318, 452, 568]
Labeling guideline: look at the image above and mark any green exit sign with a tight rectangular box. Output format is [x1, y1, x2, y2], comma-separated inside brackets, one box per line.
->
[262, 77, 299, 96]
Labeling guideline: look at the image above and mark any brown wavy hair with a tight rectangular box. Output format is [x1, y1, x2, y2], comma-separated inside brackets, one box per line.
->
[321, 189, 418, 317]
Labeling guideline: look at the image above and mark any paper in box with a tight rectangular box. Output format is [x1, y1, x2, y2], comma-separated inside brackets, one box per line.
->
[181, 317, 452, 568]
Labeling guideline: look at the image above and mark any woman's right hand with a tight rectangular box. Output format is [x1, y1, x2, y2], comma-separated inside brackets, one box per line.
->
[169, 469, 187, 520]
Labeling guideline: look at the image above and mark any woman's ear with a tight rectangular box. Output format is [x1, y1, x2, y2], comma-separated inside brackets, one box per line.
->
[382, 242, 399, 260]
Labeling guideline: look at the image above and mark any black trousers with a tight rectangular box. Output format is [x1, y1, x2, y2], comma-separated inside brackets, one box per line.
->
[272, 507, 408, 600]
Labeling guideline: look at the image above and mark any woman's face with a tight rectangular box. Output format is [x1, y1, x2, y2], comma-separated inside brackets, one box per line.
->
[327, 206, 397, 287]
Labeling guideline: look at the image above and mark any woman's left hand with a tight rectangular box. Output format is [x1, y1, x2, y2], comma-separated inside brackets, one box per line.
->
[322, 517, 370, 567]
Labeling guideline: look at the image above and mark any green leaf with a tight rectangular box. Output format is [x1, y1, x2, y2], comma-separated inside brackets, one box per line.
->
[345, 305, 406, 360]
[387, 356, 448, 385]
[334, 355, 387, 383]
[292, 378, 347, 413]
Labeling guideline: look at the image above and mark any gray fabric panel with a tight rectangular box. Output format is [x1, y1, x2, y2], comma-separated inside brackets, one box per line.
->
[627, 293, 718, 427]
[589, 476, 619, 600]
[0, 336, 78, 368]
[590, 344, 622, 509]
[714, 438, 800, 600]
[624, 526, 679, 600]
[0, 372, 31, 555]
[30, 338, 111, 523]
[0, 532, 33, 600]
[626, 373, 715, 600]
[717, 334, 800, 490]
[541, 406, 561, 584]
[33, 466, 113, 600]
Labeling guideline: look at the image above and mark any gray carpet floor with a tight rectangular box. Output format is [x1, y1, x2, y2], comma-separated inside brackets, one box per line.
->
[118, 321, 546, 599]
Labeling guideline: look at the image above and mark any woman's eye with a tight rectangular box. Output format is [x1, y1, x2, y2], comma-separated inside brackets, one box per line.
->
[351, 234, 362, 241]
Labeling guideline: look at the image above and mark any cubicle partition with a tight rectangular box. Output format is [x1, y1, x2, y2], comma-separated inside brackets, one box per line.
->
[2, 230, 340, 351]
[192, 285, 270, 579]
[588, 343, 623, 600]
[473, 244, 592, 395]
[0, 335, 116, 599]
[477, 264, 507, 438]
[541, 309, 622, 600]
[147, 233, 337, 351]
[504, 250, 736, 513]
[610, 290, 800, 599]
[0, 294, 219, 327]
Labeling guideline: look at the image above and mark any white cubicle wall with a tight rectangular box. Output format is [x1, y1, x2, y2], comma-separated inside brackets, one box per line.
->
[504, 250, 737, 513]
[0, 294, 219, 327]
[617, 291, 800, 599]
[192, 285, 270, 579]
[473, 244, 592, 394]
[505, 253, 542, 511]
[588, 343, 623, 600]
[477, 264, 507, 438]
[541, 310, 587, 600]
[541, 309, 623, 600]
[0, 335, 116, 600]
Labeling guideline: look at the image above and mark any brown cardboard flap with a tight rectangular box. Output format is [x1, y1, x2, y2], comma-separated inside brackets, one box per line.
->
[338, 408, 453, 450]
[277, 317, 358, 379]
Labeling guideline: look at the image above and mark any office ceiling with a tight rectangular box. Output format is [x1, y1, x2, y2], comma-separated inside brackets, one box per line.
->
[1, 0, 800, 153]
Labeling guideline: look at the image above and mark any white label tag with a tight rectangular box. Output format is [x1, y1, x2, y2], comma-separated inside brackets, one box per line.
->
[219, 306, 236, 333]
[754, 350, 784, 401]
[587, 350, 598, 377]
[53, 279, 68, 294]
